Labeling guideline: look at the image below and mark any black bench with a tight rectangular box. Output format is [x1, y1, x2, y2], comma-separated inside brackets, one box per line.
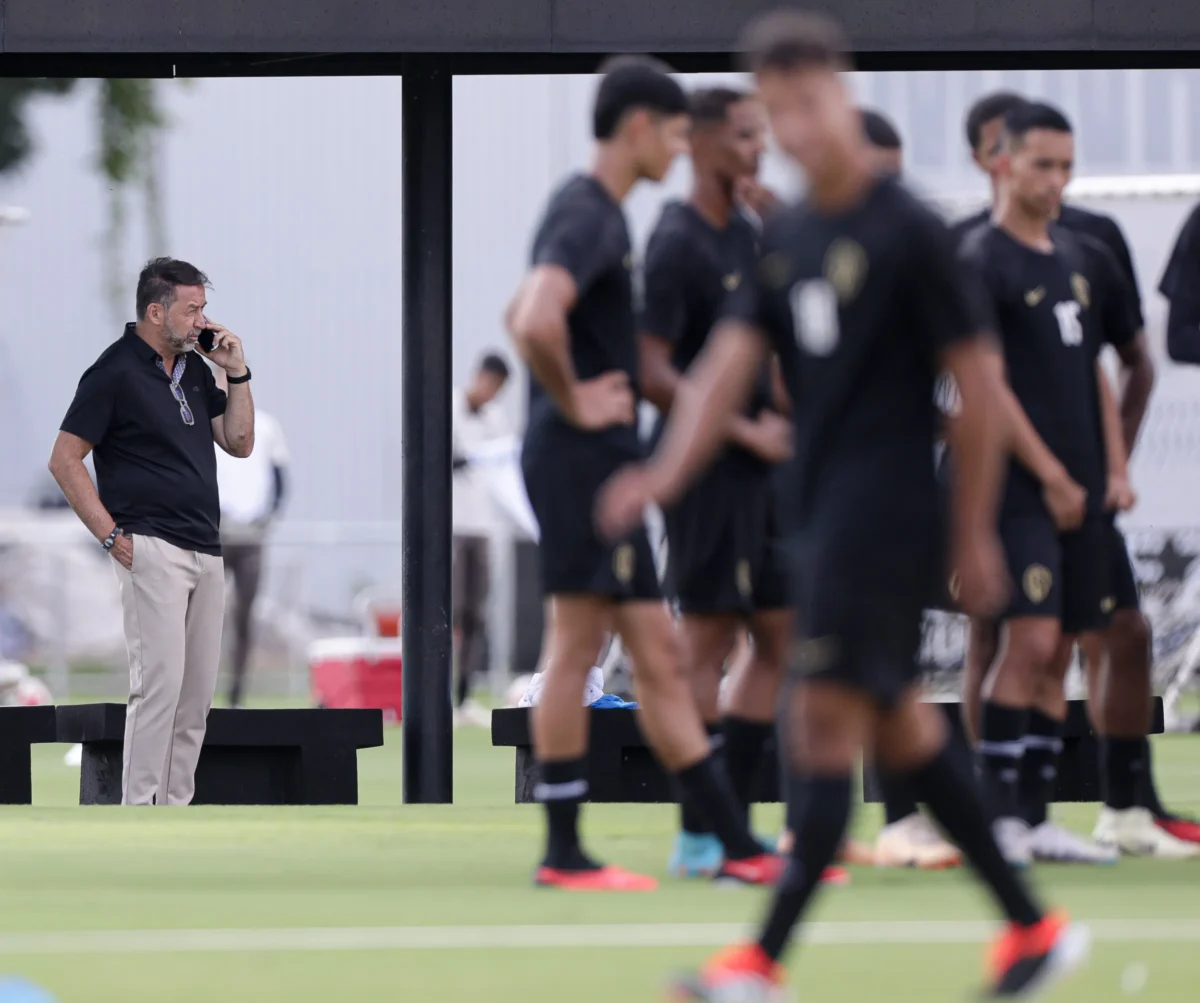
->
[56, 704, 384, 805]
[0, 706, 58, 804]
[491, 698, 1165, 805]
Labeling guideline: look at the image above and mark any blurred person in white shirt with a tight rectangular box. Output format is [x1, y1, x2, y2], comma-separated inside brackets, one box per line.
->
[451, 352, 511, 726]
[213, 368, 290, 708]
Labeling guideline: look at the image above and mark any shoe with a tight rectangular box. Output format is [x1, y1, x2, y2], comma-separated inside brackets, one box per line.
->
[840, 837, 877, 865]
[669, 832, 724, 878]
[668, 943, 790, 1002]
[993, 817, 1033, 868]
[983, 911, 1091, 997]
[716, 853, 785, 886]
[1155, 812, 1200, 846]
[454, 698, 491, 728]
[1094, 807, 1200, 859]
[1027, 821, 1118, 865]
[534, 864, 658, 891]
[874, 813, 962, 870]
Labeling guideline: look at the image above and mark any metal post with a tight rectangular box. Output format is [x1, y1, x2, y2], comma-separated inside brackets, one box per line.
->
[401, 56, 454, 803]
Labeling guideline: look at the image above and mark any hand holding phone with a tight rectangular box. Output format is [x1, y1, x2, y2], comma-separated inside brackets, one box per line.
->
[197, 328, 217, 353]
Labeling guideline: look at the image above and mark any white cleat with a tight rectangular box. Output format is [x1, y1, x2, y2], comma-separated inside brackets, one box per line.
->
[874, 813, 962, 869]
[1027, 821, 1118, 865]
[1093, 807, 1200, 860]
[993, 817, 1034, 868]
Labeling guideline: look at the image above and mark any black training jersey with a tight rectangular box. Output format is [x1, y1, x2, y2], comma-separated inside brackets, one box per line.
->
[960, 223, 1137, 517]
[1057, 204, 1144, 330]
[526, 173, 642, 454]
[640, 200, 772, 469]
[725, 176, 981, 540]
[1160, 201, 1200, 307]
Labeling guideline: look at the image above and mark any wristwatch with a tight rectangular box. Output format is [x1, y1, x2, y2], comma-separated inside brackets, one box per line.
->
[102, 526, 123, 552]
[227, 367, 252, 385]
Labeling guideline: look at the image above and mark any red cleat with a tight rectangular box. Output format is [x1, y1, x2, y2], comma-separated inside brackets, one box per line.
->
[984, 911, 1091, 997]
[534, 864, 658, 891]
[820, 864, 851, 885]
[1156, 815, 1200, 845]
[716, 853, 784, 886]
[668, 943, 787, 1002]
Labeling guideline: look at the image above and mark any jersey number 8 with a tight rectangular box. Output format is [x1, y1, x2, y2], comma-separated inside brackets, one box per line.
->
[1053, 300, 1084, 347]
[790, 279, 840, 356]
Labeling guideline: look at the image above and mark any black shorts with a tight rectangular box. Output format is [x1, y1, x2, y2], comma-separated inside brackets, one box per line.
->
[663, 456, 789, 616]
[1109, 519, 1141, 612]
[521, 423, 660, 602]
[788, 527, 941, 708]
[999, 511, 1113, 634]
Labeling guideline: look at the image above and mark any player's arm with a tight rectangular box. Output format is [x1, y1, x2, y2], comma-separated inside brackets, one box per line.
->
[643, 321, 769, 508]
[637, 226, 688, 415]
[1089, 233, 1154, 455]
[1097, 361, 1135, 511]
[506, 265, 584, 420]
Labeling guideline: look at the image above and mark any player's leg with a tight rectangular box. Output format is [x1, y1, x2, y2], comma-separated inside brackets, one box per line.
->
[614, 597, 781, 885]
[876, 690, 1090, 998]
[963, 616, 1000, 744]
[1090, 526, 1200, 855]
[978, 515, 1064, 865]
[671, 612, 739, 876]
[1022, 517, 1118, 863]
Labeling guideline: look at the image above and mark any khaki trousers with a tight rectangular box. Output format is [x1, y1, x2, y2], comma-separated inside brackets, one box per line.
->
[113, 535, 225, 805]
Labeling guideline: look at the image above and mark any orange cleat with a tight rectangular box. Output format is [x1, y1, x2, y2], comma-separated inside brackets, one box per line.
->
[984, 911, 1091, 997]
[716, 853, 785, 886]
[820, 864, 851, 885]
[534, 864, 658, 891]
[668, 943, 787, 1002]
[1157, 814, 1200, 846]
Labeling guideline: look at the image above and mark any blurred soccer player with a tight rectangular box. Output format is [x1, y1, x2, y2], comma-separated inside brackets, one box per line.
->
[597, 13, 1086, 998]
[955, 93, 1198, 855]
[505, 56, 783, 892]
[639, 87, 835, 880]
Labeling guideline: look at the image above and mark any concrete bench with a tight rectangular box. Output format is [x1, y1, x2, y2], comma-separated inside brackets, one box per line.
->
[56, 704, 384, 805]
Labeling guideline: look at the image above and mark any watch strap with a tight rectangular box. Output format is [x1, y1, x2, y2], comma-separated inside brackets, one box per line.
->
[102, 526, 123, 551]
[227, 368, 252, 385]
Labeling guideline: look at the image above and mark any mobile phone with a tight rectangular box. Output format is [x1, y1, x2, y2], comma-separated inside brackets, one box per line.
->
[197, 328, 217, 353]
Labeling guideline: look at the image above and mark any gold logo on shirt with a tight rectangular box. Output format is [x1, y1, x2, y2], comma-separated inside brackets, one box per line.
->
[790, 635, 838, 677]
[1071, 273, 1091, 309]
[736, 559, 752, 598]
[1023, 564, 1053, 604]
[723, 272, 742, 291]
[947, 572, 961, 602]
[823, 238, 867, 303]
[613, 543, 635, 584]
[1025, 286, 1046, 307]
[1101, 595, 1116, 613]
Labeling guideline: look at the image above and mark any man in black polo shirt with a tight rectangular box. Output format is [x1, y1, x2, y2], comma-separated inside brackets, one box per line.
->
[49, 257, 255, 806]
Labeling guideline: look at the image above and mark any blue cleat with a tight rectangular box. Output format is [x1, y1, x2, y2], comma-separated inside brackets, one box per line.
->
[668, 831, 724, 878]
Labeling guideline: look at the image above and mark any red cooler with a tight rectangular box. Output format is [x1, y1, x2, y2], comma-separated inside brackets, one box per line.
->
[309, 636, 404, 723]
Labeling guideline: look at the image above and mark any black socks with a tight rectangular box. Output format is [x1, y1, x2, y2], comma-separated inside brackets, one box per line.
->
[679, 725, 724, 836]
[722, 716, 773, 825]
[978, 701, 1028, 818]
[757, 774, 852, 961]
[881, 777, 920, 826]
[1103, 736, 1146, 811]
[536, 757, 598, 871]
[905, 744, 1044, 928]
[676, 753, 764, 861]
[1019, 709, 1063, 828]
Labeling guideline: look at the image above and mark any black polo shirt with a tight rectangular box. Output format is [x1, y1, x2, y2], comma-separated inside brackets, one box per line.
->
[60, 323, 227, 555]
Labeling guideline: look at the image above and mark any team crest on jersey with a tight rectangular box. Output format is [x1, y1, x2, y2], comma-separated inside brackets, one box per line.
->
[759, 251, 791, 289]
[723, 271, 742, 291]
[736, 559, 752, 599]
[1101, 595, 1116, 613]
[1023, 564, 1053, 604]
[790, 635, 838, 677]
[823, 238, 867, 303]
[613, 543, 635, 584]
[1070, 273, 1091, 309]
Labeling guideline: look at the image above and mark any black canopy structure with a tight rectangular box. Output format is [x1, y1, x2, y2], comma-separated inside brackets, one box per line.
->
[4, 0, 1198, 803]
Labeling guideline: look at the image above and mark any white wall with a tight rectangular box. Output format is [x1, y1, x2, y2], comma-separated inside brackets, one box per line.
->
[3, 70, 1200, 616]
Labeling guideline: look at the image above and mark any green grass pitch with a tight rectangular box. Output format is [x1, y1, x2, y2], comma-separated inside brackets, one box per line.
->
[1, 725, 1197, 1001]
